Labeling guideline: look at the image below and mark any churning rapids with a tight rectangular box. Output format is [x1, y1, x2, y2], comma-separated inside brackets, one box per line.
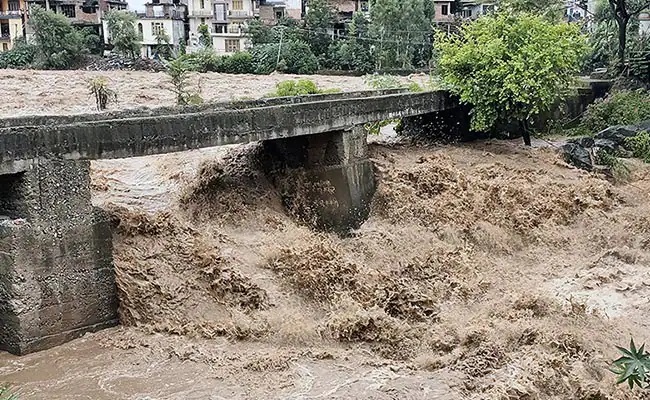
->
[1, 135, 650, 399]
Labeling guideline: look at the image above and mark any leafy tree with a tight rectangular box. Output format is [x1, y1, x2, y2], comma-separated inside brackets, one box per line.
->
[165, 57, 203, 105]
[434, 11, 588, 145]
[369, 0, 435, 69]
[155, 29, 172, 59]
[605, 0, 650, 70]
[28, 6, 86, 69]
[251, 41, 319, 74]
[305, 0, 336, 59]
[81, 27, 102, 54]
[104, 10, 140, 58]
[0, 37, 36, 68]
[198, 23, 211, 48]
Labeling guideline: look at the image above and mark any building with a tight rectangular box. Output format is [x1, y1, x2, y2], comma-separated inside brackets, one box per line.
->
[458, 0, 495, 19]
[102, 0, 185, 58]
[433, 0, 454, 23]
[258, 0, 301, 23]
[186, 0, 257, 54]
[25, 0, 128, 41]
[0, 0, 25, 51]
[327, 0, 367, 20]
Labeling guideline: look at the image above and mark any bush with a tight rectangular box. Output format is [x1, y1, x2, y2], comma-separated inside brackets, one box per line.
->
[626, 131, 650, 162]
[251, 41, 319, 74]
[265, 79, 339, 97]
[176, 49, 222, 72]
[221, 51, 254, 74]
[88, 76, 117, 111]
[0, 38, 36, 69]
[581, 90, 650, 133]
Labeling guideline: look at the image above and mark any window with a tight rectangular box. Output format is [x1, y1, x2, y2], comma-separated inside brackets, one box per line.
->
[200, 0, 205, 8]
[360, 1, 368, 11]
[60, 4, 76, 18]
[228, 23, 240, 33]
[8, 1, 19, 11]
[275, 10, 283, 19]
[0, 23, 9, 37]
[225, 38, 239, 52]
[2, 43, 7, 51]
[214, 23, 226, 33]
[441, 4, 448, 15]
[137, 22, 143, 39]
[152, 22, 165, 36]
[214, 3, 226, 20]
[462, 8, 472, 18]
[200, 17, 205, 24]
[232, 0, 243, 10]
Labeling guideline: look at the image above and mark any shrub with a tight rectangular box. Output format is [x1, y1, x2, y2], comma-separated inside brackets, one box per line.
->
[177, 49, 222, 72]
[265, 79, 339, 97]
[88, 76, 117, 111]
[625, 131, 650, 162]
[581, 90, 650, 134]
[0, 38, 36, 69]
[221, 51, 254, 74]
[251, 41, 319, 74]
[165, 57, 203, 106]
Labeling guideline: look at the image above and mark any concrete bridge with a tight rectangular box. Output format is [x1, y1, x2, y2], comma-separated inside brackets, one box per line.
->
[0, 89, 459, 355]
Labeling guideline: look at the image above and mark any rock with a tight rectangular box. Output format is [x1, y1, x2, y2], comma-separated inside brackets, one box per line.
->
[560, 142, 593, 171]
[567, 136, 595, 148]
[593, 138, 622, 155]
[594, 124, 643, 146]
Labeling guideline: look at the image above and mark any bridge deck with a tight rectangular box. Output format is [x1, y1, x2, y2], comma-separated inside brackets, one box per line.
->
[0, 90, 457, 174]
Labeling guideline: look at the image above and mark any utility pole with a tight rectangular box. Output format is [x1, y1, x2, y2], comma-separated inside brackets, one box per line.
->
[275, 26, 284, 71]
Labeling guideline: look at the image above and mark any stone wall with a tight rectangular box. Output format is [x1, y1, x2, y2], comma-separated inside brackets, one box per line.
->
[0, 159, 117, 355]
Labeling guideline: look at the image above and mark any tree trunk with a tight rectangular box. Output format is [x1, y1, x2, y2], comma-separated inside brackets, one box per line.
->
[617, 17, 628, 72]
[521, 121, 531, 146]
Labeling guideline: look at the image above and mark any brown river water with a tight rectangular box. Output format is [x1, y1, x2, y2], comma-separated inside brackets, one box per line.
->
[1, 71, 650, 399]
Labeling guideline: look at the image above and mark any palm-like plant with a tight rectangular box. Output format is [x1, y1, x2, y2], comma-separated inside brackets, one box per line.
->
[612, 338, 650, 389]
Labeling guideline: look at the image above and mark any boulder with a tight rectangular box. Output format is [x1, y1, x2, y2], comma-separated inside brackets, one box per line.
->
[560, 142, 593, 171]
[567, 136, 595, 148]
[594, 124, 644, 146]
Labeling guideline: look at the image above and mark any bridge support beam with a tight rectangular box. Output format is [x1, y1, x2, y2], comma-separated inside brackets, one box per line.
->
[263, 126, 376, 233]
[0, 159, 117, 355]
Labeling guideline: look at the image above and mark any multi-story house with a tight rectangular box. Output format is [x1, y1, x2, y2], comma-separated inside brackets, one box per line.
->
[103, 0, 185, 57]
[433, 0, 454, 23]
[209, 0, 256, 53]
[326, 0, 367, 20]
[457, 0, 495, 19]
[25, 0, 127, 41]
[0, 0, 25, 51]
[258, 0, 301, 23]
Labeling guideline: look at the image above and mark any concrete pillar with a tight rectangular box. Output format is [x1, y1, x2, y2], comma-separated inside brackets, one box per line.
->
[263, 126, 376, 233]
[0, 159, 117, 355]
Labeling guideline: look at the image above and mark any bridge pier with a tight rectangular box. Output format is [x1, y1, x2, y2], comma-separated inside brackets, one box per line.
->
[0, 159, 117, 355]
[263, 126, 376, 233]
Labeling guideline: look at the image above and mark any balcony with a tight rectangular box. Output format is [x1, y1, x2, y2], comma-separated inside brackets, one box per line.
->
[190, 9, 212, 17]
[0, 11, 22, 19]
[228, 9, 252, 18]
[211, 26, 244, 36]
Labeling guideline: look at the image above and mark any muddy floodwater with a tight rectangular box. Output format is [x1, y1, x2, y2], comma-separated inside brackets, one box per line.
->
[1, 71, 650, 399]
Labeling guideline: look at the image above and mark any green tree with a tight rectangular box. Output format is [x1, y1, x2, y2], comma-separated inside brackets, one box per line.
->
[198, 23, 211, 47]
[28, 6, 85, 69]
[155, 29, 172, 59]
[435, 11, 588, 145]
[305, 0, 336, 59]
[369, 0, 434, 69]
[105, 10, 140, 58]
[604, 0, 650, 70]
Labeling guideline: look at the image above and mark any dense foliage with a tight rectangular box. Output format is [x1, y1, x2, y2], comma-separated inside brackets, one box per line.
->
[581, 90, 650, 132]
[29, 6, 86, 69]
[435, 11, 588, 144]
[0, 38, 36, 69]
[175, 49, 254, 73]
[265, 79, 340, 97]
[251, 41, 319, 74]
[104, 10, 140, 58]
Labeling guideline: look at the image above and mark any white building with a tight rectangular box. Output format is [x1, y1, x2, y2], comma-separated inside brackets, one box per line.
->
[187, 0, 257, 54]
[102, 0, 186, 58]
[458, 0, 495, 19]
